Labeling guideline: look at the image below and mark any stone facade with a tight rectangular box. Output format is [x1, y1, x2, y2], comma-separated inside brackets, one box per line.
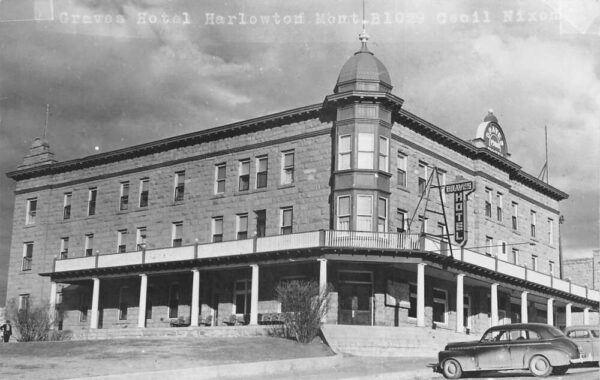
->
[563, 250, 600, 290]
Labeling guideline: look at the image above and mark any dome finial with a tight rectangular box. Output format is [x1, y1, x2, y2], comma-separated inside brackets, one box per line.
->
[484, 109, 498, 123]
[359, 0, 369, 49]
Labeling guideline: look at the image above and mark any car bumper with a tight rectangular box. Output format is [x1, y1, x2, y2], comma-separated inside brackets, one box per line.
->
[570, 355, 588, 364]
[428, 363, 442, 373]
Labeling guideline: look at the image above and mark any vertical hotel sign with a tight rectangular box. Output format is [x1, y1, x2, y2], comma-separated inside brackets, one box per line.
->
[445, 181, 475, 245]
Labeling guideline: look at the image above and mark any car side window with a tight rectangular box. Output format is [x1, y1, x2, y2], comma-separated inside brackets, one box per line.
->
[592, 330, 599, 338]
[568, 330, 590, 338]
[482, 330, 508, 342]
[526, 330, 541, 340]
[510, 330, 526, 341]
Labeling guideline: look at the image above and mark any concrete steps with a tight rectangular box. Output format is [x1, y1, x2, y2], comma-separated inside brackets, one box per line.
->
[70, 325, 274, 340]
[321, 324, 471, 357]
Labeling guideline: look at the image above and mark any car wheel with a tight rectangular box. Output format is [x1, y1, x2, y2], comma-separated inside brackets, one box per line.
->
[442, 358, 463, 379]
[529, 355, 552, 377]
[551, 366, 568, 375]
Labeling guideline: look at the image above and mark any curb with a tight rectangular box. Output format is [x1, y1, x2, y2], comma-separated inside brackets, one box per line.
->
[343, 368, 436, 380]
[70, 355, 344, 380]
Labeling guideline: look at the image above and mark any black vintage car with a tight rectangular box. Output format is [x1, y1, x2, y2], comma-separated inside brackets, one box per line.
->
[435, 323, 584, 378]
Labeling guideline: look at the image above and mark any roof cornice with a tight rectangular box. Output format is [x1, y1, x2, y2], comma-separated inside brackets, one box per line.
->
[395, 108, 568, 201]
[6, 103, 324, 181]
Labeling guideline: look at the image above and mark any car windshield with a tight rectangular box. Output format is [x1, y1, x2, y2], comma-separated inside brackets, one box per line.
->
[547, 326, 564, 337]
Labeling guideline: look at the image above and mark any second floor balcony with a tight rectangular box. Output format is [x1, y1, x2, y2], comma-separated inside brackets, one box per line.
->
[50, 230, 600, 304]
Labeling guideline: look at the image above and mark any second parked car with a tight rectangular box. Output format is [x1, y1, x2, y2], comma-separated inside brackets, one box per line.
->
[564, 325, 599, 365]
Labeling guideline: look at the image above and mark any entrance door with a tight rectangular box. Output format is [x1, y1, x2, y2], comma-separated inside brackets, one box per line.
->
[338, 271, 373, 325]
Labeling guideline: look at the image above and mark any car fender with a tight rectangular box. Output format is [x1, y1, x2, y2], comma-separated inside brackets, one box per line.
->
[439, 350, 478, 372]
[523, 349, 571, 368]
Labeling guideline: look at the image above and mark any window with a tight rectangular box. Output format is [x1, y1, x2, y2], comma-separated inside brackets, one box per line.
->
[119, 182, 129, 211]
[255, 210, 266, 238]
[484, 188, 492, 217]
[139, 178, 149, 207]
[512, 202, 518, 230]
[548, 218, 554, 245]
[136, 227, 147, 251]
[532, 254, 538, 271]
[237, 214, 248, 240]
[397, 152, 407, 187]
[25, 198, 37, 225]
[497, 193, 503, 222]
[379, 136, 389, 171]
[22, 242, 33, 271]
[337, 196, 351, 230]
[499, 241, 507, 259]
[418, 162, 428, 195]
[172, 222, 183, 247]
[118, 287, 128, 320]
[79, 294, 88, 322]
[18, 294, 30, 311]
[512, 248, 519, 265]
[145, 287, 153, 320]
[88, 188, 97, 216]
[396, 209, 407, 233]
[356, 195, 373, 231]
[60, 237, 69, 259]
[378, 198, 388, 232]
[530, 210, 536, 237]
[174, 171, 185, 201]
[463, 295, 472, 328]
[357, 133, 374, 169]
[281, 207, 293, 235]
[418, 215, 428, 233]
[439, 169, 447, 203]
[117, 229, 127, 253]
[549, 261, 555, 277]
[212, 217, 223, 242]
[485, 236, 493, 256]
[432, 288, 448, 325]
[408, 283, 417, 319]
[168, 284, 179, 318]
[63, 193, 72, 219]
[338, 135, 352, 170]
[256, 156, 268, 189]
[234, 279, 251, 315]
[85, 234, 94, 256]
[238, 159, 250, 191]
[281, 151, 295, 184]
[215, 163, 226, 194]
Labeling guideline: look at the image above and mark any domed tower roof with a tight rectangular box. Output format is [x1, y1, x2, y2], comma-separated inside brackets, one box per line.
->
[334, 32, 392, 94]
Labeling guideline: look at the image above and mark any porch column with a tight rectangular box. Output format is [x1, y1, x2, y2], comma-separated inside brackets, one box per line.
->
[191, 269, 200, 327]
[521, 291, 528, 323]
[318, 259, 327, 293]
[583, 307, 590, 325]
[417, 263, 426, 327]
[565, 303, 572, 327]
[138, 274, 147, 328]
[318, 258, 328, 323]
[490, 283, 498, 327]
[90, 277, 100, 329]
[456, 274, 464, 333]
[250, 264, 259, 325]
[547, 298, 554, 326]
[49, 281, 57, 328]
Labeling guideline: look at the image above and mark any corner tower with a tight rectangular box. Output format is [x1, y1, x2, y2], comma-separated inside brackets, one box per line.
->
[325, 32, 404, 232]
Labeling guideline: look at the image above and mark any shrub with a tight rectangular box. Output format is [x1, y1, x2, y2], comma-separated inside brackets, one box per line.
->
[275, 280, 329, 344]
[7, 299, 70, 342]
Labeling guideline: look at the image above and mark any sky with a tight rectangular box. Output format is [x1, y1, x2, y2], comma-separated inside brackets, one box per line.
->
[0, 0, 599, 302]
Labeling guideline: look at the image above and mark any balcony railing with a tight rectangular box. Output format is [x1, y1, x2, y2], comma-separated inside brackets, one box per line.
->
[52, 230, 600, 303]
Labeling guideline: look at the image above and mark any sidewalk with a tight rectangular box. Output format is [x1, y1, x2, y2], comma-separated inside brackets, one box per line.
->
[73, 355, 439, 380]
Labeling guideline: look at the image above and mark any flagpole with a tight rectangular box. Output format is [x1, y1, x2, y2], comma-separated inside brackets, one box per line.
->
[544, 125, 549, 183]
